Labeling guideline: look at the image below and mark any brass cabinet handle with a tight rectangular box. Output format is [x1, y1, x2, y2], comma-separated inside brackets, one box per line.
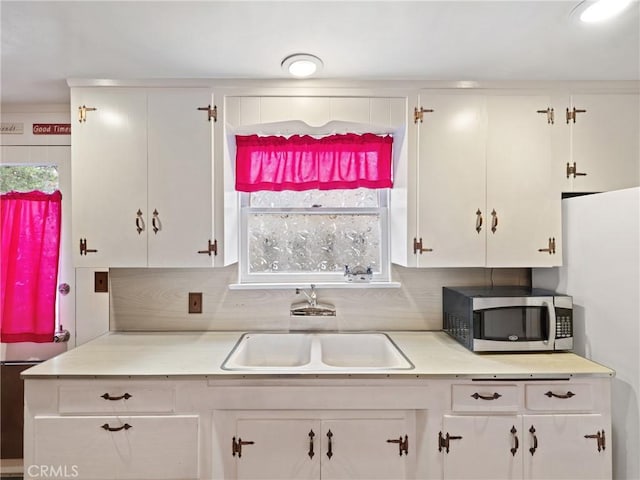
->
[529, 426, 538, 456]
[386, 435, 409, 456]
[538, 237, 557, 255]
[79, 238, 98, 255]
[101, 423, 132, 432]
[135, 209, 145, 234]
[326, 430, 333, 459]
[232, 437, 255, 458]
[545, 390, 574, 399]
[100, 392, 132, 401]
[413, 238, 433, 255]
[438, 431, 462, 454]
[471, 392, 502, 401]
[585, 430, 606, 452]
[78, 105, 97, 123]
[475, 209, 483, 234]
[491, 209, 498, 233]
[197, 239, 218, 256]
[510, 426, 519, 456]
[151, 209, 160, 234]
[308, 430, 315, 459]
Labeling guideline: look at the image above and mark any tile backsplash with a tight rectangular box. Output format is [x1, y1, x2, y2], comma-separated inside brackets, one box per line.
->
[110, 265, 529, 332]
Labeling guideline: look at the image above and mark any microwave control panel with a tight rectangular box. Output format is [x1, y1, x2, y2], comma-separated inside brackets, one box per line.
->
[555, 308, 573, 339]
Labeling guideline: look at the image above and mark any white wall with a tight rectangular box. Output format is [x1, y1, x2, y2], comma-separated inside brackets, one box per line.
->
[533, 187, 640, 480]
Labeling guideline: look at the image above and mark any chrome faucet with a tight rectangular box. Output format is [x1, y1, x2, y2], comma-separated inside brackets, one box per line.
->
[291, 284, 336, 316]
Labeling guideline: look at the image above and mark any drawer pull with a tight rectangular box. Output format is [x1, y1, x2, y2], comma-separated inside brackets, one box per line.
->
[471, 392, 502, 401]
[544, 390, 575, 399]
[510, 426, 519, 456]
[386, 435, 409, 456]
[529, 426, 538, 456]
[101, 392, 132, 401]
[101, 423, 132, 432]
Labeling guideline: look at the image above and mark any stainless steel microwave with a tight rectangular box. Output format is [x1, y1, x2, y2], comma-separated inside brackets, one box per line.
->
[443, 286, 573, 352]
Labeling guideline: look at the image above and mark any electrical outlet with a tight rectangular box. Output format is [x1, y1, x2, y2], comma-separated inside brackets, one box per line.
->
[188, 292, 202, 314]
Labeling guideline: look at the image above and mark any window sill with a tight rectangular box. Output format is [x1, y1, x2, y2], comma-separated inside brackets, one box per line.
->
[228, 281, 401, 290]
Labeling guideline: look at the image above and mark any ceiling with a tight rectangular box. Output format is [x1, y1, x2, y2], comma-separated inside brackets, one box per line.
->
[1, 1, 639, 105]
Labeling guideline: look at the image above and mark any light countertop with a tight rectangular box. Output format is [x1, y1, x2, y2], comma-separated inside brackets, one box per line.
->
[21, 331, 614, 379]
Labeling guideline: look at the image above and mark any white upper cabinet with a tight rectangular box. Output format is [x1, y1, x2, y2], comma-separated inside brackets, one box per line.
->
[563, 93, 640, 193]
[485, 95, 560, 268]
[415, 94, 487, 267]
[413, 92, 561, 268]
[71, 87, 216, 267]
[71, 88, 148, 267]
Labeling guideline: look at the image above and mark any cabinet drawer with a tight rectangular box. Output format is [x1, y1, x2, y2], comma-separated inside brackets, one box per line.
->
[452, 384, 519, 412]
[525, 383, 593, 411]
[58, 383, 175, 414]
[33, 415, 199, 480]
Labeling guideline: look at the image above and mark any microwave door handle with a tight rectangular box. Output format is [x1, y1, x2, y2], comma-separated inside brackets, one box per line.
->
[546, 300, 556, 347]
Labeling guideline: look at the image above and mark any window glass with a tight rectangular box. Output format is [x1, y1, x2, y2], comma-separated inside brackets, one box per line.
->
[0, 165, 59, 193]
[240, 189, 390, 283]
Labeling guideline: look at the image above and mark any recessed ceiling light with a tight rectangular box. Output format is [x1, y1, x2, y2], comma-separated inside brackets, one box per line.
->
[579, 0, 633, 22]
[281, 54, 323, 78]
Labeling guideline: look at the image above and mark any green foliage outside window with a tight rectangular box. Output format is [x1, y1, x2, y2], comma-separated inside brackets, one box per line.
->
[0, 166, 59, 194]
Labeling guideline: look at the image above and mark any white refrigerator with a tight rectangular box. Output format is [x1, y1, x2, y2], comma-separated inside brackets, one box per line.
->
[533, 187, 639, 480]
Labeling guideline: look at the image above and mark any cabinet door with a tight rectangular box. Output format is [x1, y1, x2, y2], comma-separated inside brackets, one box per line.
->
[33, 415, 199, 479]
[71, 88, 148, 267]
[441, 415, 522, 480]
[486, 95, 561, 267]
[147, 89, 214, 267]
[321, 418, 410, 480]
[415, 93, 487, 267]
[524, 414, 611, 480]
[568, 94, 640, 192]
[235, 419, 319, 480]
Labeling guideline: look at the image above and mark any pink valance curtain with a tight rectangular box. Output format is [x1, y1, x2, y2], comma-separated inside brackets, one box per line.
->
[1, 190, 62, 343]
[235, 133, 393, 192]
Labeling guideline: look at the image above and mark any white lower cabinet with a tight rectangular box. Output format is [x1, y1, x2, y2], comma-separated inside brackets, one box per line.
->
[233, 413, 412, 480]
[441, 382, 611, 480]
[32, 415, 199, 480]
[441, 414, 609, 480]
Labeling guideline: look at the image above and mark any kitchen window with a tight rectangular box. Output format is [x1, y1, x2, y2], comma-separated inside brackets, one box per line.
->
[234, 132, 394, 286]
[239, 188, 390, 284]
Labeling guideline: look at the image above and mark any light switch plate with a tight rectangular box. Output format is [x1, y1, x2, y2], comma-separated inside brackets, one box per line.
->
[188, 292, 202, 314]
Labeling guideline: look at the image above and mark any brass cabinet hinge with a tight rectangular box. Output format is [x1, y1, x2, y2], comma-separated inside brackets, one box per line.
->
[536, 107, 554, 124]
[566, 162, 587, 178]
[77, 105, 97, 123]
[538, 237, 556, 255]
[232, 437, 255, 458]
[197, 239, 218, 256]
[414, 106, 434, 124]
[413, 238, 433, 255]
[566, 107, 586, 124]
[197, 104, 217, 122]
[79, 238, 98, 256]
[386, 435, 409, 456]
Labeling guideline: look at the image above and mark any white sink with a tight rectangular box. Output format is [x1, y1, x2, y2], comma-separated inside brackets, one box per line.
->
[221, 333, 312, 368]
[221, 332, 413, 371]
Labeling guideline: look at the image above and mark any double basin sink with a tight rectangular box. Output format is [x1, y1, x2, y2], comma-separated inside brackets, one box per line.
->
[222, 332, 414, 372]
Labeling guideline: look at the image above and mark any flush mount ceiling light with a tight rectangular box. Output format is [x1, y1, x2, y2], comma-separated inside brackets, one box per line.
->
[578, 0, 633, 22]
[281, 54, 323, 78]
